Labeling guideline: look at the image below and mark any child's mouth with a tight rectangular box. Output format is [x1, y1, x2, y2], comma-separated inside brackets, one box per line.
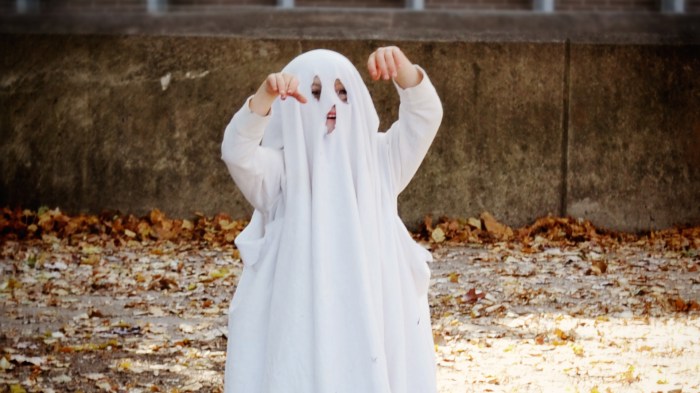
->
[325, 105, 337, 133]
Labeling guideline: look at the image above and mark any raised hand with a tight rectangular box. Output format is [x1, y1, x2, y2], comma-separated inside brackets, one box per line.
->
[367, 46, 422, 89]
[249, 72, 307, 116]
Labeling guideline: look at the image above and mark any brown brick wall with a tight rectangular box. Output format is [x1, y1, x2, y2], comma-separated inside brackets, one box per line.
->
[39, 0, 146, 12]
[557, 0, 657, 11]
[296, 0, 403, 7]
[2, 0, 697, 13]
[36, 0, 276, 12]
[426, 0, 530, 10]
[169, 0, 275, 6]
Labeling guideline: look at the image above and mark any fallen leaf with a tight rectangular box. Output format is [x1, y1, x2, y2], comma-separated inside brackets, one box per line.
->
[431, 227, 446, 243]
[148, 306, 166, 317]
[591, 259, 608, 275]
[10, 385, 27, 393]
[51, 374, 72, 383]
[96, 381, 113, 391]
[11, 354, 46, 366]
[448, 272, 460, 283]
[0, 357, 14, 370]
[480, 212, 513, 239]
[464, 288, 486, 303]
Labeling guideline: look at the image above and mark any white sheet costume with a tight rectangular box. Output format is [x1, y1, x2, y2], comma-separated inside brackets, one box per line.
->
[221, 49, 443, 393]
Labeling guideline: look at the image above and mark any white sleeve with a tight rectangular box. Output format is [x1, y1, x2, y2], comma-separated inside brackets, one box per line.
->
[381, 66, 443, 195]
[221, 97, 284, 213]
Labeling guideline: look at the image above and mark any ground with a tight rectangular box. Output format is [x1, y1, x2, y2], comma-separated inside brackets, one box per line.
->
[0, 211, 698, 392]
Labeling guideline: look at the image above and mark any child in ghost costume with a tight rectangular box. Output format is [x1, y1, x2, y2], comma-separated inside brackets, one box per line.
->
[220, 46, 443, 393]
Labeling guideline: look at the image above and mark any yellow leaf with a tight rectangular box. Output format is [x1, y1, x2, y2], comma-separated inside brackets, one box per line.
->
[124, 229, 136, 238]
[554, 328, 573, 341]
[117, 359, 132, 371]
[620, 365, 639, 383]
[220, 220, 238, 231]
[572, 344, 584, 357]
[448, 272, 460, 283]
[2, 278, 22, 290]
[10, 384, 27, 393]
[80, 254, 100, 265]
[431, 227, 446, 243]
[137, 222, 151, 238]
[209, 268, 230, 279]
[82, 245, 102, 254]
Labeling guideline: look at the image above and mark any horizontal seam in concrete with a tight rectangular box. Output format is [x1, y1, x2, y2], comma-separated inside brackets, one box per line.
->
[1, 12, 700, 44]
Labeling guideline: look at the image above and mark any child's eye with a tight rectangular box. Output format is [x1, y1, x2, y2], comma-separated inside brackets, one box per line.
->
[337, 89, 348, 102]
[311, 76, 322, 101]
[334, 79, 348, 103]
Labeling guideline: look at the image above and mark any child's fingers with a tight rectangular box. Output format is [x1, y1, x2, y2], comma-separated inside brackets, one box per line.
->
[270, 74, 284, 99]
[287, 75, 300, 95]
[384, 48, 398, 78]
[391, 47, 406, 71]
[286, 76, 307, 103]
[375, 48, 390, 80]
[275, 73, 287, 99]
[291, 91, 308, 104]
[266, 73, 279, 95]
[367, 52, 379, 80]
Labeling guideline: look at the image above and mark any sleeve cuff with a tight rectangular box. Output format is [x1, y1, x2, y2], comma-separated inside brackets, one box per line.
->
[394, 65, 436, 102]
[233, 96, 272, 139]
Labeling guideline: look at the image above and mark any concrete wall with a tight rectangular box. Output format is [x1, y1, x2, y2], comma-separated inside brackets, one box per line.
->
[1, 34, 698, 231]
[567, 45, 700, 231]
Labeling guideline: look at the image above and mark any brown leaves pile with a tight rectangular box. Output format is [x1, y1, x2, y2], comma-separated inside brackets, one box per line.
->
[0, 207, 247, 247]
[420, 212, 700, 250]
[1, 207, 698, 251]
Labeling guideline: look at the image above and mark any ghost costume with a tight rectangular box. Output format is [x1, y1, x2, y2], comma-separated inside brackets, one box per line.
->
[220, 50, 443, 393]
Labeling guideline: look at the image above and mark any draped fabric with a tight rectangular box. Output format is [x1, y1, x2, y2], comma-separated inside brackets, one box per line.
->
[221, 49, 442, 393]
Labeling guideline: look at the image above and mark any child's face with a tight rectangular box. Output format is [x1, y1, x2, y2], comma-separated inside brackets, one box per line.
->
[311, 76, 348, 133]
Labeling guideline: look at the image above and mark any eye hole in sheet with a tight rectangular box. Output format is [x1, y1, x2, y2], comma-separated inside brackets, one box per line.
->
[335, 79, 348, 103]
[311, 76, 322, 101]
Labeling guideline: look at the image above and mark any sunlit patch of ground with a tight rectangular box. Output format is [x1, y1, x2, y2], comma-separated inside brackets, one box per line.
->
[431, 245, 699, 393]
